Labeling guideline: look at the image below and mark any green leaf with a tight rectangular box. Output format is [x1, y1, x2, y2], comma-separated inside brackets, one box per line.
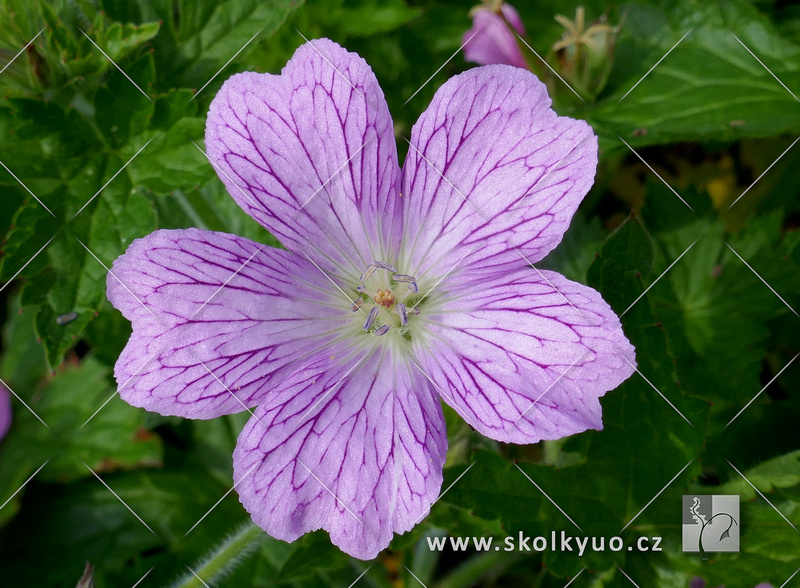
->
[639, 190, 800, 471]
[103, 0, 303, 92]
[35, 174, 157, 367]
[327, 0, 421, 38]
[152, 180, 278, 246]
[0, 355, 162, 524]
[127, 118, 211, 195]
[717, 451, 800, 498]
[276, 531, 351, 580]
[583, 0, 800, 150]
[539, 212, 605, 283]
[0, 466, 248, 587]
[586, 213, 654, 312]
[95, 53, 156, 147]
[0, 2, 159, 99]
[657, 452, 800, 587]
[84, 298, 133, 367]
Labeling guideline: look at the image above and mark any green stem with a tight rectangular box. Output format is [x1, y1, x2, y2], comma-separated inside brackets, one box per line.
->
[172, 521, 263, 588]
[433, 550, 528, 588]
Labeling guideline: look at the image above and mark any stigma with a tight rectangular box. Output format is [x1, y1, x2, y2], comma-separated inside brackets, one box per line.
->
[374, 289, 395, 309]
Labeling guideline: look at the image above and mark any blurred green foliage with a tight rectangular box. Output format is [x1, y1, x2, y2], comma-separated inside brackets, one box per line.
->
[0, 0, 799, 586]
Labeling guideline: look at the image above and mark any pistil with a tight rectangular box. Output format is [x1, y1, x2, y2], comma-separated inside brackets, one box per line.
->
[374, 289, 396, 309]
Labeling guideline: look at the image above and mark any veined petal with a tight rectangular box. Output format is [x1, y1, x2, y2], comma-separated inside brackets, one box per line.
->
[414, 268, 634, 443]
[107, 228, 349, 419]
[206, 38, 402, 279]
[463, 5, 527, 69]
[401, 65, 597, 280]
[233, 346, 447, 560]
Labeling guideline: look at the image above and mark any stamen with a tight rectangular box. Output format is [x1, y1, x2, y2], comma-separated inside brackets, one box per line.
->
[363, 307, 379, 331]
[372, 261, 397, 272]
[396, 303, 408, 326]
[360, 265, 377, 283]
[354, 262, 420, 334]
[392, 273, 416, 282]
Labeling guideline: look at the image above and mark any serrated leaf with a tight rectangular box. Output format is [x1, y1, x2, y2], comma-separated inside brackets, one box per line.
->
[0, 2, 159, 98]
[717, 451, 800, 498]
[30, 173, 157, 367]
[584, 0, 800, 150]
[102, 0, 302, 92]
[126, 118, 211, 195]
[95, 53, 156, 146]
[640, 190, 800, 449]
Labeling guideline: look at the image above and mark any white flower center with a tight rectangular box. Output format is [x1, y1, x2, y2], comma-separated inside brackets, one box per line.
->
[351, 261, 420, 337]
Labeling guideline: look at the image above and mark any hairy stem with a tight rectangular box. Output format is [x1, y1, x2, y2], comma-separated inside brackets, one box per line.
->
[171, 521, 263, 588]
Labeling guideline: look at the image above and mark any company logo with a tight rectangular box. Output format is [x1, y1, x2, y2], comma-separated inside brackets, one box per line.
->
[682, 495, 739, 559]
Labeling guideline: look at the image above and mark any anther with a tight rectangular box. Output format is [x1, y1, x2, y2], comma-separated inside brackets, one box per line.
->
[360, 265, 377, 283]
[363, 307, 379, 331]
[350, 298, 362, 312]
[408, 307, 420, 315]
[372, 261, 397, 272]
[392, 273, 416, 282]
[356, 285, 366, 293]
[396, 303, 408, 327]
[374, 325, 390, 336]
[408, 281, 419, 293]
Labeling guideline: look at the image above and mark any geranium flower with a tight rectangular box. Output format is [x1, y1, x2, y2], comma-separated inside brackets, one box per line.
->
[464, 1, 527, 68]
[107, 39, 635, 559]
[0, 383, 10, 441]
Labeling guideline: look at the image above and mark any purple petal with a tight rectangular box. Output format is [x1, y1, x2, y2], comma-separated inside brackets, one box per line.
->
[464, 5, 527, 68]
[233, 347, 447, 560]
[500, 4, 526, 35]
[206, 38, 402, 277]
[0, 383, 10, 441]
[107, 228, 350, 419]
[414, 268, 635, 443]
[401, 65, 597, 280]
